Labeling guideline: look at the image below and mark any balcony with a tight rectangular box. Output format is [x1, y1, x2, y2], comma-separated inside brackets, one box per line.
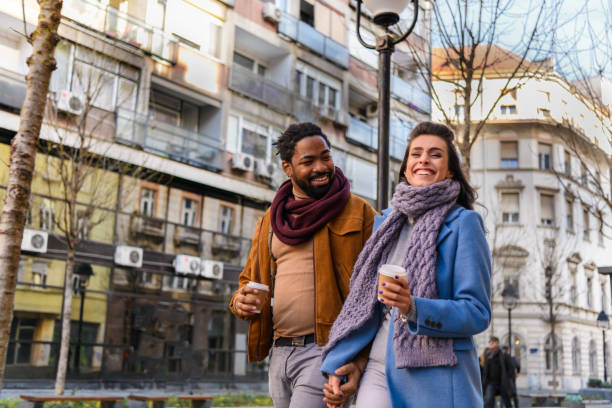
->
[130, 216, 165, 241]
[211, 233, 241, 256]
[278, 14, 349, 69]
[174, 226, 200, 247]
[347, 117, 377, 151]
[116, 109, 224, 172]
[391, 76, 431, 114]
[228, 65, 293, 115]
[62, 0, 178, 64]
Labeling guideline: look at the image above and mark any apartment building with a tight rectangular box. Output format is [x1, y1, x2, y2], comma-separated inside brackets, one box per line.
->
[0, 0, 431, 385]
[433, 46, 612, 390]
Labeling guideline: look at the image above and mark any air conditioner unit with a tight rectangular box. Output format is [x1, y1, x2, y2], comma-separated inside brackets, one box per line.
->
[262, 2, 282, 24]
[114, 245, 143, 268]
[173, 254, 201, 276]
[56, 90, 84, 115]
[21, 229, 48, 253]
[201, 259, 224, 280]
[365, 103, 378, 118]
[231, 152, 255, 172]
[255, 158, 276, 179]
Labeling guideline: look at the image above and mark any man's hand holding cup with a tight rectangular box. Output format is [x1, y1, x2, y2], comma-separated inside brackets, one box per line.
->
[235, 282, 269, 318]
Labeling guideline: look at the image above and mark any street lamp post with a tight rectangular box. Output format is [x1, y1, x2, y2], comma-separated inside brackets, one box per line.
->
[597, 310, 610, 382]
[355, 0, 419, 211]
[74, 263, 94, 375]
[501, 283, 519, 351]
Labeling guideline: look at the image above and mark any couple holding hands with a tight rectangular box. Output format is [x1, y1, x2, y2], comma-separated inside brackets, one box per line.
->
[230, 121, 491, 408]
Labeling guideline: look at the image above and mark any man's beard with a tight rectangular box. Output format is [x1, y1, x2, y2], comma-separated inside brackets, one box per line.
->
[295, 171, 334, 199]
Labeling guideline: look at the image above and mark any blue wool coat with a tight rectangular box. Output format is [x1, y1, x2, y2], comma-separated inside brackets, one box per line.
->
[321, 205, 492, 408]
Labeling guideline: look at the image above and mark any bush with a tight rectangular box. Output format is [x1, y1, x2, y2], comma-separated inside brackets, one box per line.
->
[212, 393, 273, 407]
[564, 394, 583, 402]
[0, 399, 20, 408]
[588, 378, 603, 388]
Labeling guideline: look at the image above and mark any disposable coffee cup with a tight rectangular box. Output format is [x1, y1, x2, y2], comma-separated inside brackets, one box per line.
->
[377, 264, 407, 302]
[247, 281, 269, 313]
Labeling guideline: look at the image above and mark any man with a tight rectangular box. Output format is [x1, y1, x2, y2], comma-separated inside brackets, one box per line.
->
[502, 345, 521, 407]
[229, 123, 376, 408]
[483, 336, 516, 408]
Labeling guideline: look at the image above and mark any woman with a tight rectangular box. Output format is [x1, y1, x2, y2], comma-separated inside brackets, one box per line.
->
[320, 122, 491, 408]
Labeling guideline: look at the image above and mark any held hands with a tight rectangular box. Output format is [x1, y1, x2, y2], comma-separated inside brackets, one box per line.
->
[323, 362, 363, 408]
[234, 286, 261, 317]
[378, 276, 412, 315]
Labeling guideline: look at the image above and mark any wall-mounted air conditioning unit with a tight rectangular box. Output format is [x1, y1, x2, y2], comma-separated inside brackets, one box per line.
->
[255, 159, 276, 179]
[173, 254, 201, 276]
[231, 153, 255, 172]
[114, 245, 143, 268]
[201, 259, 223, 280]
[21, 229, 48, 253]
[262, 2, 282, 24]
[365, 103, 378, 118]
[56, 90, 84, 115]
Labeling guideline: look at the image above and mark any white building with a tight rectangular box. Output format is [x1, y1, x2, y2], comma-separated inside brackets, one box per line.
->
[433, 46, 612, 391]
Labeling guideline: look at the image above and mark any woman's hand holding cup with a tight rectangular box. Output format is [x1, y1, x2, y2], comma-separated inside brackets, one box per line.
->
[377, 264, 412, 315]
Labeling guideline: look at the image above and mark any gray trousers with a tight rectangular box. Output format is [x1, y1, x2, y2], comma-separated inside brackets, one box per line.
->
[268, 342, 327, 408]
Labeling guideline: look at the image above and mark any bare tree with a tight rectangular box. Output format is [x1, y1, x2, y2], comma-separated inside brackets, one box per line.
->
[404, 0, 562, 175]
[0, 0, 62, 389]
[42, 60, 150, 394]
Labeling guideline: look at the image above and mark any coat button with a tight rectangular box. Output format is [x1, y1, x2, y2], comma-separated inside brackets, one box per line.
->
[425, 319, 431, 326]
[436, 322, 442, 329]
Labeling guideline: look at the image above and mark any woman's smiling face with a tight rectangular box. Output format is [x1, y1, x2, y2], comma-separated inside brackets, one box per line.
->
[404, 134, 453, 187]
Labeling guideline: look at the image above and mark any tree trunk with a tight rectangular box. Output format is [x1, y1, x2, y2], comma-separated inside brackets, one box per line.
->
[54, 249, 75, 395]
[0, 0, 62, 388]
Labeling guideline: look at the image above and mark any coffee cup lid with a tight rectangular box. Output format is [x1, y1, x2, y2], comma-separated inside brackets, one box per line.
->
[247, 281, 269, 291]
[378, 264, 407, 278]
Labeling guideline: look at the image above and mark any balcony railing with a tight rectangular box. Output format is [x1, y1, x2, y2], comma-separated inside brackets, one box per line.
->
[62, 0, 178, 64]
[391, 76, 431, 114]
[228, 65, 294, 115]
[278, 14, 349, 69]
[116, 109, 224, 172]
[347, 117, 377, 151]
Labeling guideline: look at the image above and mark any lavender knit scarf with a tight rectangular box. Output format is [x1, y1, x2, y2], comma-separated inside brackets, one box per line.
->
[323, 179, 460, 368]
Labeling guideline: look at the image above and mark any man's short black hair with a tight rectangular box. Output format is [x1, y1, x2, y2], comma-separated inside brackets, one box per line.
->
[489, 336, 500, 343]
[273, 122, 331, 162]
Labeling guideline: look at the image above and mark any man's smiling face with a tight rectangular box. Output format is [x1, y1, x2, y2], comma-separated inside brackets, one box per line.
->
[282, 135, 335, 199]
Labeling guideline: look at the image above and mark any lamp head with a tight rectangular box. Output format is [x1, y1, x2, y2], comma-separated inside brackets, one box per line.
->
[362, 0, 411, 28]
[598, 310, 610, 329]
[501, 283, 519, 310]
[75, 263, 94, 287]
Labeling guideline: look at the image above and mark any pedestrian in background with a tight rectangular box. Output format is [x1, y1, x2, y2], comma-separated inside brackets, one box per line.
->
[229, 122, 376, 408]
[502, 345, 521, 407]
[483, 336, 515, 408]
[320, 121, 492, 408]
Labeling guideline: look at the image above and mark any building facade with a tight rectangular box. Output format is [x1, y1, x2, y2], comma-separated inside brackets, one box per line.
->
[433, 49, 612, 391]
[0, 0, 431, 385]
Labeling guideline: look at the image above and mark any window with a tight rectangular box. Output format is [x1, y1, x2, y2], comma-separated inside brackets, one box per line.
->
[572, 337, 581, 375]
[219, 205, 234, 235]
[31, 261, 48, 287]
[580, 165, 587, 185]
[540, 194, 554, 226]
[233, 52, 266, 77]
[587, 278, 593, 308]
[345, 155, 377, 200]
[500, 105, 517, 115]
[391, 117, 413, 160]
[454, 104, 465, 118]
[77, 210, 89, 240]
[225, 114, 281, 161]
[64, 45, 139, 112]
[295, 64, 341, 109]
[165, 275, 193, 291]
[500, 141, 518, 168]
[589, 339, 597, 376]
[564, 150, 571, 175]
[538, 143, 552, 170]
[566, 199, 574, 232]
[501, 192, 520, 224]
[299, 0, 314, 26]
[39, 205, 54, 231]
[583, 208, 590, 241]
[544, 334, 562, 373]
[140, 188, 156, 217]
[180, 198, 198, 227]
[6, 318, 37, 365]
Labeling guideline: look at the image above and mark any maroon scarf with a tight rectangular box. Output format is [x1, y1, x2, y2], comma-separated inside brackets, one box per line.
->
[270, 167, 350, 245]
